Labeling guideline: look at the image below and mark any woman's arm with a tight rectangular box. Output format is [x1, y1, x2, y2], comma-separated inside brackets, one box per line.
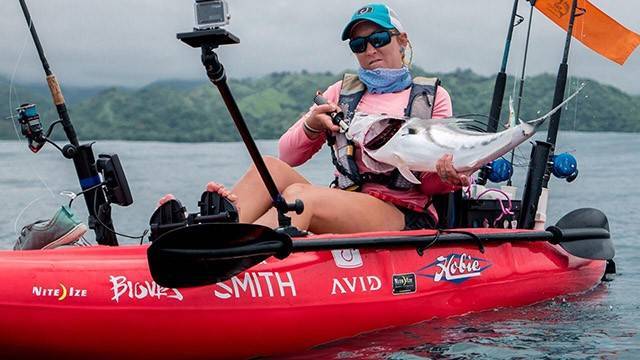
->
[431, 86, 453, 119]
[419, 86, 462, 195]
[278, 81, 342, 167]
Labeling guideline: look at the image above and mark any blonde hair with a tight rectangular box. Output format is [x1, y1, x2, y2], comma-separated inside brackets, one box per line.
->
[401, 39, 414, 68]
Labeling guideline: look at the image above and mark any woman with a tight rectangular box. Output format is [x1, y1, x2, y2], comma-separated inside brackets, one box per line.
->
[160, 3, 470, 234]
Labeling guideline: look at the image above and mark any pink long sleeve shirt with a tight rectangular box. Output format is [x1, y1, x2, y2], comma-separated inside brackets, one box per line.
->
[278, 80, 458, 218]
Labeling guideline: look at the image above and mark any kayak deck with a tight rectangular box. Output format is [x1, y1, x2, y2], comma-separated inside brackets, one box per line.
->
[0, 228, 605, 359]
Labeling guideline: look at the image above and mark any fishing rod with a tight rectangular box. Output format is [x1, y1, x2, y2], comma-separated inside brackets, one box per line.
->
[519, 0, 582, 229]
[507, 3, 536, 186]
[477, 0, 523, 185]
[16, 0, 132, 245]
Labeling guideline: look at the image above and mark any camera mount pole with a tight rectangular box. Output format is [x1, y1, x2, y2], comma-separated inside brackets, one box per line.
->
[178, 29, 305, 236]
[18, 0, 118, 245]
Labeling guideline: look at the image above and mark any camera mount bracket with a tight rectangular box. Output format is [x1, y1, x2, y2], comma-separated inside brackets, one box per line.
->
[178, 29, 307, 237]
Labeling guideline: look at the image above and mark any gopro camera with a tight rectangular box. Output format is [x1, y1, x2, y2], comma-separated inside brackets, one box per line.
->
[194, 0, 230, 30]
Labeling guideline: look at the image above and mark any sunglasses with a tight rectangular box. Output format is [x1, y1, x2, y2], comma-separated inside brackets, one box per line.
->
[349, 30, 398, 53]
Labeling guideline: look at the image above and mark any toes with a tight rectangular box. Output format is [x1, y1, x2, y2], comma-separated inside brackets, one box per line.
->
[157, 194, 176, 207]
[206, 182, 223, 192]
[219, 189, 238, 203]
[206, 182, 238, 203]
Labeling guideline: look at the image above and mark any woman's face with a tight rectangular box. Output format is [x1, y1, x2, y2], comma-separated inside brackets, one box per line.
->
[350, 21, 408, 70]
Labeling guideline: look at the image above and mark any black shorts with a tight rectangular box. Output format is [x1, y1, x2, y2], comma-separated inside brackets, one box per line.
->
[397, 206, 437, 230]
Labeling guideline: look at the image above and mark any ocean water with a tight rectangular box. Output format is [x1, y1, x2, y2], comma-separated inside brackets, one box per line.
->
[0, 132, 638, 358]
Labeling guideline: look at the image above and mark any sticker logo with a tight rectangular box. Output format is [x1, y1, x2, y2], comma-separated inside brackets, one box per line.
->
[417, 253, 491, 284]
[392, 273, 416, 295]
[331, 249, 363, 269]
[357, 6, 373, 15]
[32, 283, 88, 301]
[214, 272, 296, 300]
[109, 275, 183, 303]
[331, 276, 382, 295]
[544, 0, 571, 18]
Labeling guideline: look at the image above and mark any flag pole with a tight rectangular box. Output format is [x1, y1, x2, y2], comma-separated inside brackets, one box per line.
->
[542, 0, 581, 177]
[519, 0, 580, 229]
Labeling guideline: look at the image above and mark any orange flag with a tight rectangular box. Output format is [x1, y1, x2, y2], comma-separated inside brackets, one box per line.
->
[534, 0, 640, 65]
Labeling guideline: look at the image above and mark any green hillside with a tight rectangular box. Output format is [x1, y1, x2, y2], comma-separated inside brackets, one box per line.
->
[1, 68, 638, 142]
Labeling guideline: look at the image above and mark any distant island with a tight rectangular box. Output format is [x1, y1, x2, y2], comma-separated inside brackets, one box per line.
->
[1, 68, 639, 142]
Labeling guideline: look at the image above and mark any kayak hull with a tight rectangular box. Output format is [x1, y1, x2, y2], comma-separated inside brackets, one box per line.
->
[0, 228, 605, 359]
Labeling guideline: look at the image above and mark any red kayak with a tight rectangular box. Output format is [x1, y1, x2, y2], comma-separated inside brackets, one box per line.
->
[0, 227, 606, 360]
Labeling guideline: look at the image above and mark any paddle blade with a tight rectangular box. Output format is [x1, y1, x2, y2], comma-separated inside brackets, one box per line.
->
[147, 223, 292, 288]
[553, 208, 614, 260]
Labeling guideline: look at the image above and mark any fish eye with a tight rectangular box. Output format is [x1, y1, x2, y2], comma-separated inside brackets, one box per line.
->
[407, 127, 418, 135]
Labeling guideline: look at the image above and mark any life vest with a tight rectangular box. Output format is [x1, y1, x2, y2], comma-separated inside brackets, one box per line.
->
[329, 73, 440, 191]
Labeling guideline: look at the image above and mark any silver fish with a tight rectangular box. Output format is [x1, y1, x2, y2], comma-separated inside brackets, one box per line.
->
[355, 84, 584, 184]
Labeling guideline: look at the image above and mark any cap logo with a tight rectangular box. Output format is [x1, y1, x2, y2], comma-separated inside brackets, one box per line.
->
[357, 6, 373, 15]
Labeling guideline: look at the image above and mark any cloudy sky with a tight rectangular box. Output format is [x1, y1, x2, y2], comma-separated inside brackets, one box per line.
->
[2, 0, 639, 93]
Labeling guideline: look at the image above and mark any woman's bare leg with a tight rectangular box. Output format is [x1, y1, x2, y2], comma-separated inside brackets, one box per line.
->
[158, 156, 308, 222]
[254, 183, 405, 233]
[227, 156, 310, 223]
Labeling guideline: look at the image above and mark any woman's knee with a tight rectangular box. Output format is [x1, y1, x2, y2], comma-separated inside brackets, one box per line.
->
[282, 183, 314, 199]
[248, 155, 292, 175]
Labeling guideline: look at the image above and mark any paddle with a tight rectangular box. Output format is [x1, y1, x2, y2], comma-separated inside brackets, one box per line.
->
[147, 207, 613, 288]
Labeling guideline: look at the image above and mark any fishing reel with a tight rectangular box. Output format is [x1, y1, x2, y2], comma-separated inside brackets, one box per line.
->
[16, 103, 47, 153]
[485, 158, 514, 184]
[15, 103, 77, 158]
[551, 152, 579, 182]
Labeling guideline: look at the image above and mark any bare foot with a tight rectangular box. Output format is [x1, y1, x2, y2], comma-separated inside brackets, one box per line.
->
[205, 182, 240, 213]
[157, 183, 239, 213]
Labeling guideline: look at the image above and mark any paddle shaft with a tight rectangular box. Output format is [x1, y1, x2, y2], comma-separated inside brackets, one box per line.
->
[162, 227, 609, 260]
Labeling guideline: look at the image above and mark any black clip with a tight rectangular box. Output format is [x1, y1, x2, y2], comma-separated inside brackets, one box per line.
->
[416, 230, 441, 256]
[440, 229, 486, 254]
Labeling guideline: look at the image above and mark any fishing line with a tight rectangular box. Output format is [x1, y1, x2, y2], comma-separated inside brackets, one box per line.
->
[91, 191, 148, 242]
[8, 15, 56, 199]
[9, 16, 66, 240]
[506, 4, 536, 186]
[13, 194, 50, 238]
[9, 16, 32, 142]
[571, 13, 587, 132]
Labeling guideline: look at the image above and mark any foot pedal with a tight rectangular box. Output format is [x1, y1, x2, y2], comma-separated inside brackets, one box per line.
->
[197, 191, 239, 223]
[149, 199, 187, 242]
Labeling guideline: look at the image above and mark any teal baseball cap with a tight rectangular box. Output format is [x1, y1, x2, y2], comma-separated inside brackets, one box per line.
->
[341, 3, 405, 41]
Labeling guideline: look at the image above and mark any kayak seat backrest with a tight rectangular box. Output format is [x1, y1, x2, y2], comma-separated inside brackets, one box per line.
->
[431, 190, 464, 228]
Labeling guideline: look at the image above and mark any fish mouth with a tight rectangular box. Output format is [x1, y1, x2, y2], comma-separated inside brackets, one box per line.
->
[364, 119, 404, 150]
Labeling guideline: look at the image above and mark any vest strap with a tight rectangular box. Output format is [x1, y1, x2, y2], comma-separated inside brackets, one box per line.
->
[330, 73, 440, 192]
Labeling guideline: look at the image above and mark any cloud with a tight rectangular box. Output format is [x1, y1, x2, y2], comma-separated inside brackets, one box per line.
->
[2, 0, 638, 93]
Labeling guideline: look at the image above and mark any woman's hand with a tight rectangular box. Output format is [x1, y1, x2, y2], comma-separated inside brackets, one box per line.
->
[435, 154, 472, 187]
[303, 103, 341, 138]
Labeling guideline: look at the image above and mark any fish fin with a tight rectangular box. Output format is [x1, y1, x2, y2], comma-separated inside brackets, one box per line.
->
[411, 117, 474, 126]
[398, 167, 422, 184]
[526, 83, 586, 128]
[392, 153, 422, 184]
